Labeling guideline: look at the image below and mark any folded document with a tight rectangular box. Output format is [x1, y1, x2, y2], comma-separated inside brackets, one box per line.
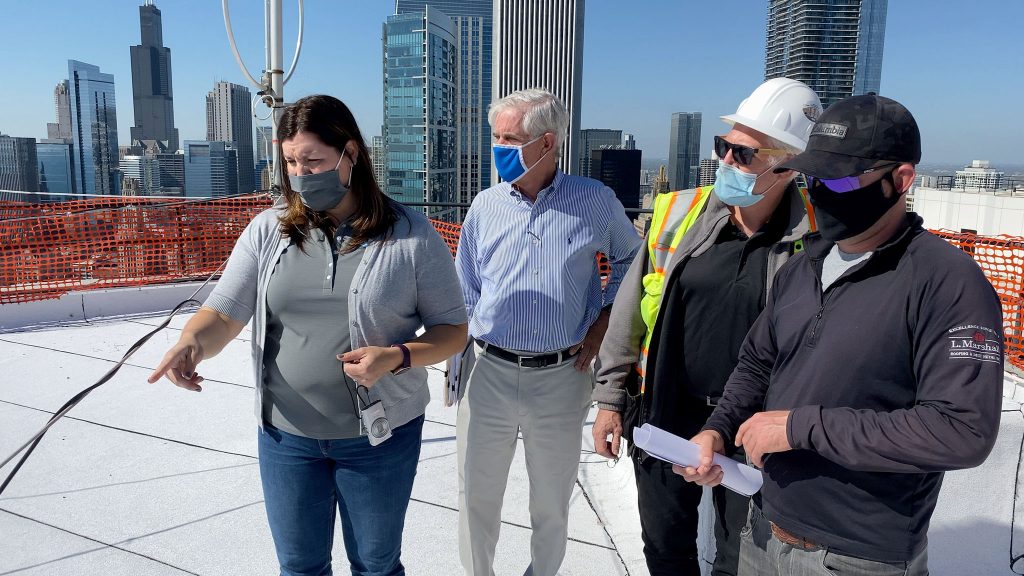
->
[444, 338, 475, 407]
[632, 423, 763, 496]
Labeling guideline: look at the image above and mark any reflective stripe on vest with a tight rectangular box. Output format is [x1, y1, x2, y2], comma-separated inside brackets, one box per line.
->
[636, 185, 814, 391]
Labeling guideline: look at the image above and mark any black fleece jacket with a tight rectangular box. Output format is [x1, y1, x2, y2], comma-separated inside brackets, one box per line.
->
[704, 213, 1004, 562]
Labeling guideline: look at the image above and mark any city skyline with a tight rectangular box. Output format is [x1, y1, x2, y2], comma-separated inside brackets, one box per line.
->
[0, 1, 1021, 166]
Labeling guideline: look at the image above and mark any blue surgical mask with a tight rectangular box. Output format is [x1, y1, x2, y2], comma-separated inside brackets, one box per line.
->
[713, 162, 765, 207]
[493, 135, 546, 183]
[288, 152, 354, 212]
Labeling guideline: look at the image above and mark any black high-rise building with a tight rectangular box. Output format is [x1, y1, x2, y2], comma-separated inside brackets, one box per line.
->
[592, 148, 641, 210]
[130, 0, 179, 151]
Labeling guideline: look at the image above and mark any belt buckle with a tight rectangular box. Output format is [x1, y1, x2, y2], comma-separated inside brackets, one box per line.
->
[520, 354, 550, 369]
[518, 354, 540, 368]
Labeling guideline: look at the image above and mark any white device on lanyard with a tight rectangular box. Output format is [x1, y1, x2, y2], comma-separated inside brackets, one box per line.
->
[356, 385, 392, 446]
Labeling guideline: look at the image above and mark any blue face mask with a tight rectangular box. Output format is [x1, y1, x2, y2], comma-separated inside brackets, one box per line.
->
[493, 135, 546, 183]
[713, 162, 765, 207]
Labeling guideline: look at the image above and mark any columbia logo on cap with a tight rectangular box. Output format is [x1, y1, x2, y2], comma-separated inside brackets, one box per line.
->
[811, 123, 848, 139]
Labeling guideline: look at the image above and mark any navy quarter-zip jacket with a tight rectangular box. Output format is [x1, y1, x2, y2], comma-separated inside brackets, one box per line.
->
[704, 213, 1004, 562]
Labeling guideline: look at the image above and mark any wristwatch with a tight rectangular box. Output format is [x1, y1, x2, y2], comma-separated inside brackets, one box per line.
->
[390, 343, 412, 375]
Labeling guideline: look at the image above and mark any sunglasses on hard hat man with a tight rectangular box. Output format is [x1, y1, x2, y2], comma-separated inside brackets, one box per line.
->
[714, 135, 787, 167]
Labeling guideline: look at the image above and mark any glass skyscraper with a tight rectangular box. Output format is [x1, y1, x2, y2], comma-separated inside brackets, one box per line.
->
[395, 0, 492, 221]
[184, 140, 238, 198]
[37, 142, 75, 201]
[0, 135, 39, 202]
[668, 112, 701, 191]
[383, 7, 458, 222]
[579, 128, 623, 178]
[157, 152, 184, 196]
[765, 0, 888, 108]
[255, 125, 273, 191]
[68, 60, 120, 196]
[120, 154, 162, 196]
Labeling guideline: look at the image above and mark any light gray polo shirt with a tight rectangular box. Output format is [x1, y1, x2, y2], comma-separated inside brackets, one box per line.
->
[263, 226, 364, 439]
[204, 201, 468, 431]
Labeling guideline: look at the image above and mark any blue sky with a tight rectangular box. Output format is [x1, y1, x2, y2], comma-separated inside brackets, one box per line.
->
[1, 1, 1021, 166]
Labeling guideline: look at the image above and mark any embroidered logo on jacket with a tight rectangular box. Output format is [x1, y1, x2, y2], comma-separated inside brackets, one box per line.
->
[947, 324, 1002, 363]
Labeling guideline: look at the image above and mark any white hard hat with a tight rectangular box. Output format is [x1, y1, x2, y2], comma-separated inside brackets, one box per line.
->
[721, 78, 822, 152]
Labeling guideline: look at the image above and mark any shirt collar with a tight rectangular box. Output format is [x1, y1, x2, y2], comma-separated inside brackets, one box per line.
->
[508, 170, 564, 203]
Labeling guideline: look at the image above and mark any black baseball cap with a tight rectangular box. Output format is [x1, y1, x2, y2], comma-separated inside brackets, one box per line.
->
[774, 94, 921, 178]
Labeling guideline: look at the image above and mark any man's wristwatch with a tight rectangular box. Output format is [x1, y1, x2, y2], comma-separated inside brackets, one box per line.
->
[390, 343, 412, 375]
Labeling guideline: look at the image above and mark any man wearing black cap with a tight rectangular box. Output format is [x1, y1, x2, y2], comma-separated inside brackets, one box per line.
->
[676, 94, 1004, 575]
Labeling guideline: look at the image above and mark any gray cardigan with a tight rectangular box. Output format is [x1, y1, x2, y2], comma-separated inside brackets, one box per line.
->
[205, 201, 468, 429]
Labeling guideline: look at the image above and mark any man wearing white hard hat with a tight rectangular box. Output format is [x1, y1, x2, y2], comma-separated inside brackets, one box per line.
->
[590, 78, 822, 576]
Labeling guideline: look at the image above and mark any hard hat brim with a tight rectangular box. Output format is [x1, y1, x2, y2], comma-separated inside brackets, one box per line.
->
[721, 113, 806, 152]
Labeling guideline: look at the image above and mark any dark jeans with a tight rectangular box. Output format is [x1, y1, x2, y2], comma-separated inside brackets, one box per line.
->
[257, 415, 424, 576]
[634, 448, 749, 576]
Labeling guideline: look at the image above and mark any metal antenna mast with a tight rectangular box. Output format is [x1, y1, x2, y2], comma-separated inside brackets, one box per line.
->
[222, 0, 304, 188]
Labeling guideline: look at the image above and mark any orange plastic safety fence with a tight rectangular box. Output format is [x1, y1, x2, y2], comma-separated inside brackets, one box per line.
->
[931, 230, 1024, 370]
[4, 196, 1020, 370]
[0, 195, 273, 304]
[431, 220, 461, 258]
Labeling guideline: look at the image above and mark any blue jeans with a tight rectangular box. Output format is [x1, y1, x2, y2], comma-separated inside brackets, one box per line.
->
[738, 502, 928, 576]
[258, 415, 424, 576]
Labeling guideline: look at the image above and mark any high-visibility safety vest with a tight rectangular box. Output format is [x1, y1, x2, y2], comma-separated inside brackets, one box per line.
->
[636, 185, 815, 391]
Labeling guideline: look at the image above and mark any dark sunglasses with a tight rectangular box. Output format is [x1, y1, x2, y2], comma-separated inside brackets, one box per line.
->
[806, 163, 901, 193]
[714, 135, 785, 166]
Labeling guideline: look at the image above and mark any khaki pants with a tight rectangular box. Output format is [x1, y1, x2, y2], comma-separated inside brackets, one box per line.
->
[456, 343, 592, 576]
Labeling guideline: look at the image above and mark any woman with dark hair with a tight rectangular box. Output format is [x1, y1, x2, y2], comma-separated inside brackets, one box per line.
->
[149, 94, 468, 576]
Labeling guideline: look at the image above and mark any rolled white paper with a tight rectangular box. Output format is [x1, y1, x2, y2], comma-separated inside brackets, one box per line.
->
[632, 423, 764, 496]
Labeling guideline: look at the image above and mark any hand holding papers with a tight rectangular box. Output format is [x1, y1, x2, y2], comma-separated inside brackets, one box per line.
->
[632, 423, 763, 496]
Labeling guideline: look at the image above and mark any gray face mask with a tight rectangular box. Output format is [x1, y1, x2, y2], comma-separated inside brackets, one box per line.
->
[288, 150, 355, 212]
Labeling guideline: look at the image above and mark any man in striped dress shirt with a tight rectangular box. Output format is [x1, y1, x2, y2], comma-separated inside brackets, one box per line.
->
[454, 88, 642, 576]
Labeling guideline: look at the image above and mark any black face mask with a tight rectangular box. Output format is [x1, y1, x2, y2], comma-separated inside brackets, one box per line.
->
[809, 173, 903, 242]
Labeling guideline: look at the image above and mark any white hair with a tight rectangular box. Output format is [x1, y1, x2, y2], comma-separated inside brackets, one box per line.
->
[488, 88, 569, 155]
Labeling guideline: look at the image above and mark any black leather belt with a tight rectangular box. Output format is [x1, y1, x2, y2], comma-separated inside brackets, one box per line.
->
[475, 338, 577, 369]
